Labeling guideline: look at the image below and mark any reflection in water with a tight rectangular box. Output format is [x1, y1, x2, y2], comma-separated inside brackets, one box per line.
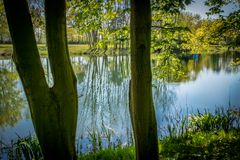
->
[184, 53, 240, 81]
[0, 61, 24, 128]
[75, 56, 132, 152]
[0, 52, 240, 152]
[153, 52, 240, 82]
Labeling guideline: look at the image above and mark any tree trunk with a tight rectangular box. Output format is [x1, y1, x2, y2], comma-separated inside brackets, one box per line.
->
[0, 35, 3, 43]
[130, 0, 159, 160]
[44, 0, 78, 159]
[3, 0, 78, 160]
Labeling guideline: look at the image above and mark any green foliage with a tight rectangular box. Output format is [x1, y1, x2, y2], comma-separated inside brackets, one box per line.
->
[188, 108, 240, 133]
[151, 11, 193, 53]
[150, 1, 200, 54]
[152, 0, 193, 14]
[78, 147, 135, 160]
[152, 52, 187, 82]
[68, 0, 130, 49]
[0, 135, 43, 160]
[205, 0, 240, 16]
[231, 57, 240, 65]
[159, 107, 240, 159]
[0, 44, 89, 56]
[159, 130, 240, 160]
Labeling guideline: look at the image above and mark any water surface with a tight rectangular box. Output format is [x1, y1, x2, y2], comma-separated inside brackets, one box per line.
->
[0, 52, 240, 152]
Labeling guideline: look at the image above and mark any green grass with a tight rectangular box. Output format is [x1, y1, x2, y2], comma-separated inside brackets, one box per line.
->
[0, 44, 129, 56]
[68, 44, 89, 55]
[79, 107, 240, 160]
[78, 147, 135, 160]
[159, 129, 240, 160]
[0, 44, 12, 49]
[77, 129, 240, 160]
[1, 131, 239, 160]
[0, 44, 89, 56]
[1, 44, 239, 57]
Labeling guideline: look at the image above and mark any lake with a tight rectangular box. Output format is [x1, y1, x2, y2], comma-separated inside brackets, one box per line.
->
[0, 52, 240, 153]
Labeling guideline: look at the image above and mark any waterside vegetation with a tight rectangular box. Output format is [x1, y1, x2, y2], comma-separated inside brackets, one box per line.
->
[1, 108, 239, 160]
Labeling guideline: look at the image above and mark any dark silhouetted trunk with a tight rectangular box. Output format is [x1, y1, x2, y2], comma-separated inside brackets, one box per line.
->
[3, 0, 78, 159]
[130, 0, 159, 160]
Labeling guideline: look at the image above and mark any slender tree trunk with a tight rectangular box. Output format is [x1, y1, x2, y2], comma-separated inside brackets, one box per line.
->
[92, 30, 98, 46]
[130, 0, 159, 160]
[87, 32, 92, 48]
[3, 0, 78, 159]
[0, 35, 3, 43]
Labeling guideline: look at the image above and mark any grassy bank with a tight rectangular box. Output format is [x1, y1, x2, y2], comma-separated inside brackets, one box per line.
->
[80, 107, 240, 159]
[1, 108, 239, 160]
[1, 44, 239, 58]
[78, 129, 240, 160]
[0, 44, 89, 57]
[0, 44, 130, 57]
[78, 147, 135, 160]
[3, 129, 237, 160]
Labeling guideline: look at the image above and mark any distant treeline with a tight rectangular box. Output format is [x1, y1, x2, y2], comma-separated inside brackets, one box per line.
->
[0, 0, 239, 52]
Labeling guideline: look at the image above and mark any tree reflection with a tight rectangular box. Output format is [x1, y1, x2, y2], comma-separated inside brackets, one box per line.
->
[109, 56, 129, 86]
[153, 81, 177, 112]
[152, 52, 240, 83]
[0, 69, 23, 127]
[76, 56, 132, 152]
[71, 57, 86, 84]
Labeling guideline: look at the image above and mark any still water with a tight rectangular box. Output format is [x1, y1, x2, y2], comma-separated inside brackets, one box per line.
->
[0, 52, 240, 152]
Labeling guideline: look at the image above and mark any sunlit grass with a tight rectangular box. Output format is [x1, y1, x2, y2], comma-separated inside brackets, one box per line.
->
[1, 44, 239, 57]
[78, 147, 135, 160]
[159, 129, 240, 160]
[0, 44, 89, 56]
[2, 130, 239, 160]
[78, 129, 240, 160]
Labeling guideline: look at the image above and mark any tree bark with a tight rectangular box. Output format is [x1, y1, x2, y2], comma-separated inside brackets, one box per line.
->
[3, 0, 78, 159]
[130, 0, 159, 160]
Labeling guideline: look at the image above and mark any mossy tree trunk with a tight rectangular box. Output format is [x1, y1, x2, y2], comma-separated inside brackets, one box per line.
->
[130, 0, 159, 160]
[3, 0, 78, 159]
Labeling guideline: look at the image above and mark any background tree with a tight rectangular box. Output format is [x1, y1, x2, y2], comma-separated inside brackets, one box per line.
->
[205, 0, 240, 16]
[205, 0, 240, 49]
[3, 0, 78, 159]
[68, 0, 130, 50]
[29, 0, 45, 44]
[0, 0, 10, 43]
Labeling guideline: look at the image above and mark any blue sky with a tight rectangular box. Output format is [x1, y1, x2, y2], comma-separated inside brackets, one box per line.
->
[185, 0, 239, 18]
